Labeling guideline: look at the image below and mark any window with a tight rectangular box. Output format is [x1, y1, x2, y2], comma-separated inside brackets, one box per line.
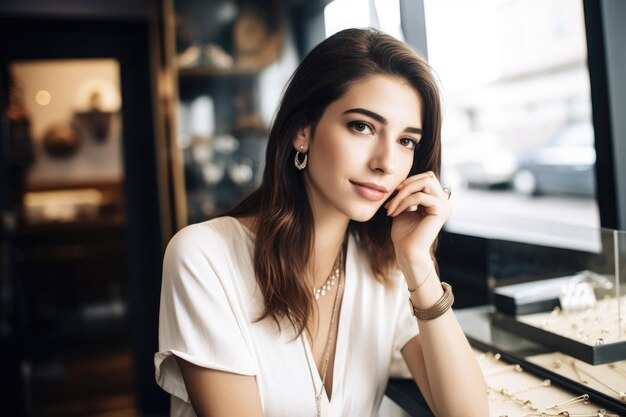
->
[324, 0, 404, 40]
[424, 0, 599, 250]
[324, 0, 600, 251]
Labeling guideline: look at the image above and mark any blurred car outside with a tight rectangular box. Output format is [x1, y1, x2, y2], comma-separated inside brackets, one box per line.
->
[512, 121, 596, 197]
[442, 131, 518, 189]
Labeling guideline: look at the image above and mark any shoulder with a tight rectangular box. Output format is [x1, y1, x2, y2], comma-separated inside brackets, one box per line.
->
[167, 217, 245, 251]
[161, 217, 256, 297]
[164, 216, 249, 264]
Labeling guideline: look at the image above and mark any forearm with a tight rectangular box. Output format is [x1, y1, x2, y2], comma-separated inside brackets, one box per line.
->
[175, 357, 265, 417]
[405, 265, 489, 417]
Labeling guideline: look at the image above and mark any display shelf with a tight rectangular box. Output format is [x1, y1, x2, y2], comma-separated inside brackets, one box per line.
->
[169, 0, 287, 223]
[178, 65, 265, 77]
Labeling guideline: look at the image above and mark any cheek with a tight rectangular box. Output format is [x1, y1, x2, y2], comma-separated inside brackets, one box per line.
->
[311, 128, 354, 168]
[403, 154, 415, 175]
[395, 154, 415, 183]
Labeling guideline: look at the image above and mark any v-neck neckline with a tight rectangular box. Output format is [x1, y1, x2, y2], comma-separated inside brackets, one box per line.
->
[229, 216, 356, 408]
[301, 233, 355, 406]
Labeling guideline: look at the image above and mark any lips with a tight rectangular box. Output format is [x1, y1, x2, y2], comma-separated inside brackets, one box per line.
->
[350, 181, 388, 202]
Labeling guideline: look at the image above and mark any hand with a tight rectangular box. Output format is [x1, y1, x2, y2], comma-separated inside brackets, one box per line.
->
[384, 171, 451, 267]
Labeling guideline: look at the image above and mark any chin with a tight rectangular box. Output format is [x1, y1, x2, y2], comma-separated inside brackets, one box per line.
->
[345, 204, 383, 223]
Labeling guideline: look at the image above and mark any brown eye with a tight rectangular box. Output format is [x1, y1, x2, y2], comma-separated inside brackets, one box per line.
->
[400, 137, 420, 150]
[348, 120, 374, 135]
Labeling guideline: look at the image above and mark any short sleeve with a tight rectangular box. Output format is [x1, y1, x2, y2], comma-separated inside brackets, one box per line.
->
[154, 225, 258, 402]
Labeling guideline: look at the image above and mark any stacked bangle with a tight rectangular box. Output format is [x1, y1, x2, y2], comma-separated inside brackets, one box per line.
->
[409, 282, 454, 321]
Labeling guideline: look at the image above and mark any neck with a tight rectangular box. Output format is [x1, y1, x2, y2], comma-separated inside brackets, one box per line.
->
[301, 172, 352, 287]
[307, 196, 350, 289]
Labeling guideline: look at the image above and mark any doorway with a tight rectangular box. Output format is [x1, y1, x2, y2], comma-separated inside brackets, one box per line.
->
[0, 16, 168, 417]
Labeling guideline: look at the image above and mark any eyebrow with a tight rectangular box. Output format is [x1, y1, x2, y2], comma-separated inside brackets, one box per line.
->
[343, 107, 423, 136]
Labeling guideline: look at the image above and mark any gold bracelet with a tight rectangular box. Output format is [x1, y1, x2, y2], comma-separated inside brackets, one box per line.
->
[409, 282, 454, 321]
[407, 262, 435, 292]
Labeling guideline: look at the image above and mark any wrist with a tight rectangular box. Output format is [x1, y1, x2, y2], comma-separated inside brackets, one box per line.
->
[407, 262, 435, 292]
[408, 275, 444, 309]
[399, 254, 433, 287]
[397, 251, 432, 275]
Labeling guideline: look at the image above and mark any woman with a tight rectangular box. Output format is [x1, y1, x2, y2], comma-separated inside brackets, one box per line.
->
[155, 28, 488, 417]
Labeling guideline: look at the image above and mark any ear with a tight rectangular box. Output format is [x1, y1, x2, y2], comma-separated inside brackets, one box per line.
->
[292, 125, 311, 153]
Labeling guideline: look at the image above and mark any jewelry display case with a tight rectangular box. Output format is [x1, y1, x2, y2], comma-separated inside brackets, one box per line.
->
[386, 227, 625, 416]
[388, 309, 625, 416]
[489, 228, 625, 365]
[477, 228, 625, 414]
[476, 348, 621, 417]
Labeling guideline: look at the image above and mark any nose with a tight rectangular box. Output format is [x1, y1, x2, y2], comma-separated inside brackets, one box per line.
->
[369, 136, 396, 175]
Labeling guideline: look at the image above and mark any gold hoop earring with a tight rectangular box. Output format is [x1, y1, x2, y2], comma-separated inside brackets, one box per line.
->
[294, 146, 308, 170]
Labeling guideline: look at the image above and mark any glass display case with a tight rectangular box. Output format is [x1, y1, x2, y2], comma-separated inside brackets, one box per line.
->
[460, 227, 626, 414]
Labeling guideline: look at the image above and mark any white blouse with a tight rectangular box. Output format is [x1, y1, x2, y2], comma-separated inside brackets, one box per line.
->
[154, 216, 419, 417]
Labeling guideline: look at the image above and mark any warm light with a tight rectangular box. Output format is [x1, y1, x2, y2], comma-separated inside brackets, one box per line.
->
[23, 189, 103, 223]
[35, 90, 52, 106]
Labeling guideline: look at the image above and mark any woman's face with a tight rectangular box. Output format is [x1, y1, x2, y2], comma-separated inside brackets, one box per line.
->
[297, 74, 424, 222]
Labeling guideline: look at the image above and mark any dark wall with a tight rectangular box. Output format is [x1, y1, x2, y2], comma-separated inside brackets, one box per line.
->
[0, 0, 149, 20]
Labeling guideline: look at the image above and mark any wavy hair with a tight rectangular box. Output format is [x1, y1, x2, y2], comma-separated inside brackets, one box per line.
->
[227, 28, 442, 335]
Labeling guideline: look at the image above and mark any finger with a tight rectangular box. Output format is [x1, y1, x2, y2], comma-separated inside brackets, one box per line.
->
[390, 192, 443, 217]
[386, 180, 431, 214]
[396, 171, 434, 189]
[404, 174, 449, 202]
[387, 176, 444, 214]
[400, 171, 445, 195]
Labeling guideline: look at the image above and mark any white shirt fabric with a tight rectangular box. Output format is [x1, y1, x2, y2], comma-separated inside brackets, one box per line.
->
[154, 216, 419, 417]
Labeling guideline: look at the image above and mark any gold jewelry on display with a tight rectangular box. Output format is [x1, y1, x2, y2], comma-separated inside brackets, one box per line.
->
[569, 359, 589, 385]
[512, 379, 551, 395]
[294, 145, 308, 170]
[477, 351, 502, 363]
[407, 262, 435, 292]
[487, 386, 538, 412]
[409, 282, 454, 321]
[574, 365, 626, 400]
[530, 295, 626, 344]
[300, 255, 344, 417]
[524, 410, 619, 417]
[546, 394, 590, 410]
[548, 354, 625, 401]
[313, 249, 342, 300]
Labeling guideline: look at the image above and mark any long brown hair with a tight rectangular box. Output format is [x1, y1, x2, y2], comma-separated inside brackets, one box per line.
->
[227, 28, 442, 335]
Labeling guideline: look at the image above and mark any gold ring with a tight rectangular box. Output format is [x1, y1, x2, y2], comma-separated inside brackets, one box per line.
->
[442, 186, 452, 200]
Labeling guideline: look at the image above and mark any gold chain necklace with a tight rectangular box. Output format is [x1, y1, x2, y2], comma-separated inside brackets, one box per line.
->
[313, 250, 342, 299]
[300, 252, 344, 417]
